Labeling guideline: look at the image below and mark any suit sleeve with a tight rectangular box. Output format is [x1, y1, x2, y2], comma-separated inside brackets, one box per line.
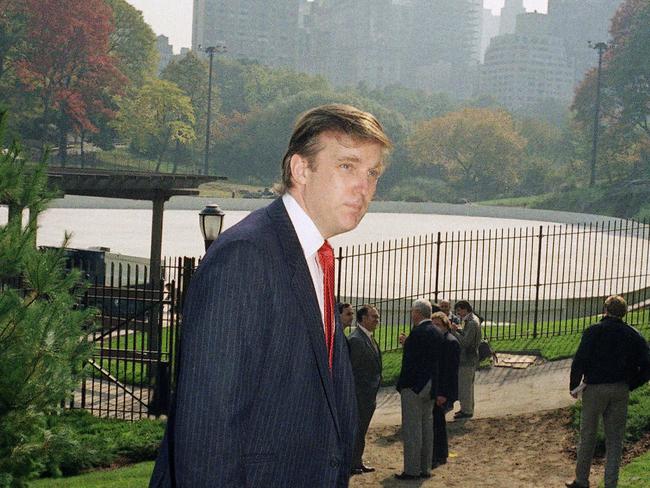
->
[173, 240, 270, 486]
[453, 318, 480, 353]
[570, 329, 592, 391]
[347, 335, 365, 374]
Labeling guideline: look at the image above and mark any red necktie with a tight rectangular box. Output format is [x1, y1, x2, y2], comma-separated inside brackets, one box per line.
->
[318, 240, 335, 370]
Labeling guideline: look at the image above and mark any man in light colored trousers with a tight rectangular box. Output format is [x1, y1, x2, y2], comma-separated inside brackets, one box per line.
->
[395, 299, 443, 480]
[450, 300, 481, 419]
[566, 295, 650, 488]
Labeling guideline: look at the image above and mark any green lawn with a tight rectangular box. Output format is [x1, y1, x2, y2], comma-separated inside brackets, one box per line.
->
[30, 462, 154, 488]
[614, 450, 650, 488]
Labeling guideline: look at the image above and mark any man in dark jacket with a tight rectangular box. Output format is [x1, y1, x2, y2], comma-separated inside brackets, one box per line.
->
[566, 295, 650, 488]
[395, 299, 443, 480]
[347, 305, 382, 475]
[431, 311, 460, 468]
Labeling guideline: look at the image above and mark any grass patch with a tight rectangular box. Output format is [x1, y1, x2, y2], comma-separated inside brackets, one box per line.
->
[30, 461, 155, 488]
[615, 450, 650, 488]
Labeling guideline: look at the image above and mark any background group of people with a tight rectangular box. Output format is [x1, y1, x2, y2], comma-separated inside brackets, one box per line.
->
[340, 298, 483, 480]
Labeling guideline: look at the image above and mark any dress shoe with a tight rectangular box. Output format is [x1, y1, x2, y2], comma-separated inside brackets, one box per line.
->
[420, 472, 432, 478]
[350, 468, 364, 476]
[394, 472, 420, 480]
[360, 464, 375, 473]
[454, 411, 473, 419]
[565, 481, 589, 488]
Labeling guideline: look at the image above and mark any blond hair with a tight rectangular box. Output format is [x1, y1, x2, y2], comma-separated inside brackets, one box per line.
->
[277, 104, 392, 194]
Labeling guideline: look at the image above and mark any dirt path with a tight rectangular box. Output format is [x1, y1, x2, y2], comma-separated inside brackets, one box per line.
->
[351, 359, 606, 487]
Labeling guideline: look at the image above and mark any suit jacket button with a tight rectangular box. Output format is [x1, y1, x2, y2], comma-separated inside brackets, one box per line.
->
[330, 459, 339, 468]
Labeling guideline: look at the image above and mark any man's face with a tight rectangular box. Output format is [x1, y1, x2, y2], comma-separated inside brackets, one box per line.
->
[455, 307, 469, 319]
[290, 131, 383, 239]
[439, 301, 451, 315]
[361, 307, 380, 333]
[340, 306, 354, 327]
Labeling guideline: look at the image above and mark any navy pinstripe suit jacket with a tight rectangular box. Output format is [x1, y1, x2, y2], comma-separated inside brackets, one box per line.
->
[150, 198, 358, 487]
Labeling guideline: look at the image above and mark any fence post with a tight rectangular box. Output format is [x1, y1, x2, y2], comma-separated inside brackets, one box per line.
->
[336, 247, 343, 303]
[533, 225, 544, 338]
[434, 232, 442, 302]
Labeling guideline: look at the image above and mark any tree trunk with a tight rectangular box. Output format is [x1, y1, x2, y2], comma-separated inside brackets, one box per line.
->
[58, 123, 68, 166]
[80, 131, 86, 168]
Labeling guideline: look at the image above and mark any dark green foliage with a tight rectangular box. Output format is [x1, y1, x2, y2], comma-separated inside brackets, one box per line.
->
[0, 111, 93, 487]
[39, 410, 164, 477]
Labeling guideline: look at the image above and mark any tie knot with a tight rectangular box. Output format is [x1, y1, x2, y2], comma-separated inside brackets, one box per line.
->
[318, 240, 334, 266]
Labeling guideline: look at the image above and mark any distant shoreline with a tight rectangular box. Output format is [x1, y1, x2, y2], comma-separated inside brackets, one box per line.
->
[48, 195, 620, 225]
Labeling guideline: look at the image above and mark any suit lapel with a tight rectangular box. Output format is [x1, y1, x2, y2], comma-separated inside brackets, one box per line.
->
[266, 198, 342, 439]
[358, 327, 382, 371]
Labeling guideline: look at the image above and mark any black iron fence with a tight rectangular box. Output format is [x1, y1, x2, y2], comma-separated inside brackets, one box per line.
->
[6, 218, 648, 419]
[336, 219, 650, 352]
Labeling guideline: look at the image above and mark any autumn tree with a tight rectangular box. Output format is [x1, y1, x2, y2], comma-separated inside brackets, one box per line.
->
[15, 0, 126, 163]
[114, 79, 196, 171]
[572, 0, 650, 182]
[408, 108, 526, 199]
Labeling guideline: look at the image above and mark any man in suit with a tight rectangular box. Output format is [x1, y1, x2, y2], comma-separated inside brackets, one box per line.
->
[338, 302, 355, 331]
[430, 311, 460, 468]
[566, 295, 650, 488]
[395, 299, 443, 480]
[149, 104, 392, 488]
[450, 300, 481, 419]
[347, 304, 382, 475]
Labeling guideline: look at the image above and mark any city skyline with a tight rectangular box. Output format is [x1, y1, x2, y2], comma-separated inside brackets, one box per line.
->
[127, 0, 548, 53]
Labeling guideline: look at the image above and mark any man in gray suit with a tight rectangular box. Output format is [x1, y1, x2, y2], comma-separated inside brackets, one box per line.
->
[450, 300, 481, 419]
[348, 304, 382, 475]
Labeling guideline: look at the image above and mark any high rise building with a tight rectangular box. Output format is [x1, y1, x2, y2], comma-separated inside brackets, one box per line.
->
[546, 0, 622, 85]
[480, 12, 574, 110]
[499, 0, 525, 35]
[480, 8, 500, 62]
[156, 35, 174, 74]
[192, 0, 301, 69]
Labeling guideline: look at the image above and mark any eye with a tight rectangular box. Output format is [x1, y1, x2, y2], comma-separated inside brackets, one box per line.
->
[339, 163, 351, 170]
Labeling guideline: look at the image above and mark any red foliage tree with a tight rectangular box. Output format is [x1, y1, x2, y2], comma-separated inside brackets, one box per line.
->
[15, 0, 126, 163]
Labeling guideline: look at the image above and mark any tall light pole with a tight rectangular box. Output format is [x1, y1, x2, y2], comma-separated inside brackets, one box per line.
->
[200, 44, 226, 176]
[588, 41, 608, 188]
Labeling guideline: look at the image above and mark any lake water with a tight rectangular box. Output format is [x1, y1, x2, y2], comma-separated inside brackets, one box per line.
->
[21, 207, 553, 258]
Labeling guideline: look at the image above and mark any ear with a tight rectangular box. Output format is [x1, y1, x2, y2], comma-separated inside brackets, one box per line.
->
[289, 153, 310, 186]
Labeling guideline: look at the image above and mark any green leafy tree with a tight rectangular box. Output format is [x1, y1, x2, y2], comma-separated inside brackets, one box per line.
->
[572, 0, 650, 182]
[243, 65, 330, 110]
[106, 0, 157, 88]
[212, 88, 408, 186]
[114, 79, 196, 171]
[0, 111, 93, 487]
[408, 108, 526, 199]
[161, 52, 218, 170]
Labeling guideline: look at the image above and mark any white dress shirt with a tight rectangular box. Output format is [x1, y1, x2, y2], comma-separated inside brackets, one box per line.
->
[282, 193, 326, 324]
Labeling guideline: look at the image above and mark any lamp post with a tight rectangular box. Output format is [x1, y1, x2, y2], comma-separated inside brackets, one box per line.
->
[200, 44, 226, 176]
[588, 41, 608, 188]
[199, 204, 226, 251]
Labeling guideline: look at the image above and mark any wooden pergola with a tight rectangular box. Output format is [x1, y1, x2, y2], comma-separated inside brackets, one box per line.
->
[45, 167, 225, 284]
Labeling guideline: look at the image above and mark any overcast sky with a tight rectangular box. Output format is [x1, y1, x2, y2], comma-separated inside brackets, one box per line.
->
[126, 0, 548, 53]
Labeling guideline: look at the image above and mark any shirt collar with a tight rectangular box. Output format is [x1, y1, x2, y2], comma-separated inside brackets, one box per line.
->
[282, 193, 324, 258]
[357, 324, 373, 339]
